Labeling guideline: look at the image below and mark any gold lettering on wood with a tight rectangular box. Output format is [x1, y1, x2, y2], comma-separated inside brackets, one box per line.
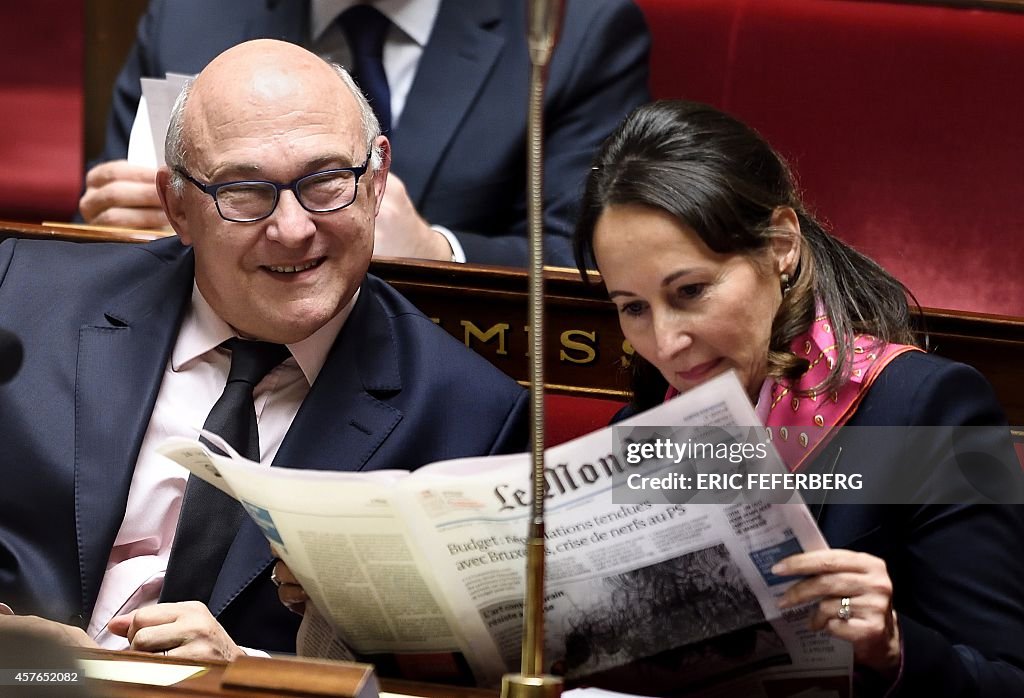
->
[620, 339, 635, 368]
[461, 321, 510, 355]
[559, 330, 597, 365]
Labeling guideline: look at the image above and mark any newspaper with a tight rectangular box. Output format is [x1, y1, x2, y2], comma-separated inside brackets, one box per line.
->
[158, 371, 852, 695]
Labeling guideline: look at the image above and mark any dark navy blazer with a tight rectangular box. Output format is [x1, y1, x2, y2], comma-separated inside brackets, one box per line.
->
[618, 352, 1024, 696]
[0, 236, 528, 652]
[95, 0, 651, 266]
[807, 352, 1024, 696]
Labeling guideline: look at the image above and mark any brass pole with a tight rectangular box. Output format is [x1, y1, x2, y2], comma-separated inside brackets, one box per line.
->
[501, 2, 564, 696]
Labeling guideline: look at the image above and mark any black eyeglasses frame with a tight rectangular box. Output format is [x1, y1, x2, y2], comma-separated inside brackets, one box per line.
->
[174, 150, 373, 223]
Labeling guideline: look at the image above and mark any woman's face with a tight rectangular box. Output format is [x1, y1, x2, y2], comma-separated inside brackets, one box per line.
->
[593, 204, 798, 398]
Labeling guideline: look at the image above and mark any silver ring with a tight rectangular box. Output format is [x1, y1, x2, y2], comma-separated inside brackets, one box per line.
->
[837, 596, 852, 621]
[270, 566, 282, 588]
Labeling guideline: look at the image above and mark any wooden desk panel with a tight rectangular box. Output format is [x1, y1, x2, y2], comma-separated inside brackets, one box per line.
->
[3, 220, 1022, 422]
[0, 220, 170, 244]
[371, 256, 1024, 424]
[76, 649, 495, 698]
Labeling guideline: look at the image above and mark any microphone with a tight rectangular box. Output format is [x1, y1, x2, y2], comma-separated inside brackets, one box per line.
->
[501, 2, 565, 698]
[527, 0, 564, 68]
[0, 328, 23, 384]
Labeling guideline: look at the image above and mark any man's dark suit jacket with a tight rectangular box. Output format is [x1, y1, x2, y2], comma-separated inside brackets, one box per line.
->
[95, 0, 651, 267]
[617, 352, 1024, 696]
[0, 236, 528, 652]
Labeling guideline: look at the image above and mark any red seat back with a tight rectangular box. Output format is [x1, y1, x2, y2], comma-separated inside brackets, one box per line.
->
[0, 0, 84, 222]
[635, 0, 1024, 318]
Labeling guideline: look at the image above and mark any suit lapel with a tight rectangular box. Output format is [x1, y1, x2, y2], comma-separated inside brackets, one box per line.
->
[209, 281, 405, 614]
[75, 245, 194, 615]
[390, 0, 504, 205]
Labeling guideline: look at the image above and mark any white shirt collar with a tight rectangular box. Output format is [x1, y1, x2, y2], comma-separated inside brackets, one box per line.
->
[173, 283, 360, 386]
[310, 0, 440, 47]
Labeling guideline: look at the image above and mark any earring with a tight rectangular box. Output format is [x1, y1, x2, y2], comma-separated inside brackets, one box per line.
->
[780, 273, 792, 295]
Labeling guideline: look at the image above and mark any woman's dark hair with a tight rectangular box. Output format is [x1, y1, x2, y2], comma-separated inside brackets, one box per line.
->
[574, 100, 917, 409]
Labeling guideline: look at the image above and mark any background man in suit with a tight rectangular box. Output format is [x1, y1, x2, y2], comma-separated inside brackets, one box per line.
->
[80, 0, 650, 266]
[0, 39, 527, 659]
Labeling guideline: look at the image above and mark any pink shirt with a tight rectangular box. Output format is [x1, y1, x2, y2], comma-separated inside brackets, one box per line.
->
[87, 285, 356, 648]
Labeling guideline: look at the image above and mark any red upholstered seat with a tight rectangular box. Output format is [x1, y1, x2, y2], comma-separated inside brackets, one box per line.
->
[0, 0, 83, 222]
[0, 87, 83, 221]
[545, 393, 626, 446]
[636, 0, 1024, 318]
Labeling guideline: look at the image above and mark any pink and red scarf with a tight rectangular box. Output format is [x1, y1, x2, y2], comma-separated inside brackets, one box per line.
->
[666, 310, 919, 472]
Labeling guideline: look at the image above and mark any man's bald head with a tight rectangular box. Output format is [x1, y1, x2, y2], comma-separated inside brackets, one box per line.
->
[155, 38, 391, 345]
[165, 39, 380, 182]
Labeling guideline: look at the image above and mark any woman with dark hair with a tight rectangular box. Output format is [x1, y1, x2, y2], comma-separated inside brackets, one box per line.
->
[575, 100, 1024, 696]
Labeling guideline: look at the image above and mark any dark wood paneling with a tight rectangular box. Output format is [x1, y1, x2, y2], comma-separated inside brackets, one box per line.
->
[373, 256, 1024, 425]
[84, 0, 149, 161]
[2, 220, 1021, 423]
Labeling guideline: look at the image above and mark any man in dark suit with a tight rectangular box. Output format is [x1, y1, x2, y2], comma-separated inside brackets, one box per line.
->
[0, 39, 527, 659]
[80, 0, 650, 266]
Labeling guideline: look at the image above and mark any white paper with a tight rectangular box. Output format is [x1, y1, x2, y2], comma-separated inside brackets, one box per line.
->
[128, 73, 193, 167]
[126, 95, 155, 166]
[79, 658, 205, 686]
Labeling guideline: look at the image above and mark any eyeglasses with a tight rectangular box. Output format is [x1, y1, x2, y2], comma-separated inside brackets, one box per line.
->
[175, 152, 372, 223]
